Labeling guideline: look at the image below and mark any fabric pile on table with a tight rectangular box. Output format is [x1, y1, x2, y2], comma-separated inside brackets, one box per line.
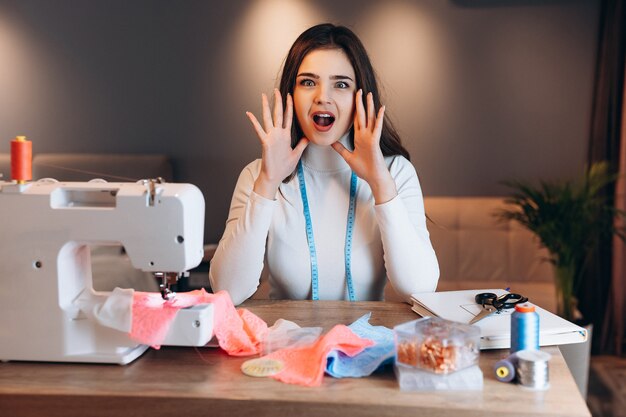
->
[129, 290, 395, 387]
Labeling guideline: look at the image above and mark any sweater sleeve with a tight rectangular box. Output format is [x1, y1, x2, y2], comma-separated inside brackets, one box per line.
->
[209, 160, 276, 305]
[374, 157, 439, 302]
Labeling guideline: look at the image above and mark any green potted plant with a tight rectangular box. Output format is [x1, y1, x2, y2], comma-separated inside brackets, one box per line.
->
[496, 161, 625, 322]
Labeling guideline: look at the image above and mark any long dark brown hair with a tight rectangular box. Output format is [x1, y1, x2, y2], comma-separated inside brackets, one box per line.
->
[279, 23, 410, 161]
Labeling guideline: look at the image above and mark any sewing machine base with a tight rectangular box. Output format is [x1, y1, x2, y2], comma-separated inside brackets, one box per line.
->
[0, 303, 214, 365]
[46, 345, 151, 365]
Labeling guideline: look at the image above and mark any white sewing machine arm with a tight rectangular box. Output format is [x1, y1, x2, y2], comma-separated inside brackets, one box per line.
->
[0, 179, 213, 364]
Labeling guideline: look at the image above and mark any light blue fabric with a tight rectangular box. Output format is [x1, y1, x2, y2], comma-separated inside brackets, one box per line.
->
[325, 313, 395, 378]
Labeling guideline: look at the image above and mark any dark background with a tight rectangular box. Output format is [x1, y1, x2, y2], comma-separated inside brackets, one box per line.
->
[0, 0, 599, 243]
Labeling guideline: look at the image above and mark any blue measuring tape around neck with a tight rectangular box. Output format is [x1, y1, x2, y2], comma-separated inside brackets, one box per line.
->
[297, 160, 358, 301]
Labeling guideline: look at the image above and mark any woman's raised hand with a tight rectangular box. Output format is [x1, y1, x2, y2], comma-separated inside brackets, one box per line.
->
[246, 89, 309, 199]
[331, 90, 397, 204]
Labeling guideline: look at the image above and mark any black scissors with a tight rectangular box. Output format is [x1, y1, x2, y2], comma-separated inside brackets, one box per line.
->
[469, 292, 528, 324]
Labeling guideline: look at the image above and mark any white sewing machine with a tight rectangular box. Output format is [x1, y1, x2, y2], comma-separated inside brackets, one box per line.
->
[0, 178, 214, 364]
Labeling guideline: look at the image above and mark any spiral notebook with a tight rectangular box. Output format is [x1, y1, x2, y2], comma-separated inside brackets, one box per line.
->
[410, 289, 588, 350]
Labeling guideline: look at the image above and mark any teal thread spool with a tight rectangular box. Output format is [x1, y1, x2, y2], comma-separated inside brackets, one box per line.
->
[510, 304, 539, 353]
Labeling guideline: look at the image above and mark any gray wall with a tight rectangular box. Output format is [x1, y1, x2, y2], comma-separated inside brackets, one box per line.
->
[0, 0, 599, 243]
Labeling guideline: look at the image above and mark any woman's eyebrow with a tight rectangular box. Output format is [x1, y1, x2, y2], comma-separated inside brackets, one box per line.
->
[297, 72, 319, 79]
[330, 75, 354, 81]
[296, 73, 354, 81]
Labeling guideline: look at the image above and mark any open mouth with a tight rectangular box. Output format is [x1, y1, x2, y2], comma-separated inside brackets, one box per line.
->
[312, 113, 335, 131]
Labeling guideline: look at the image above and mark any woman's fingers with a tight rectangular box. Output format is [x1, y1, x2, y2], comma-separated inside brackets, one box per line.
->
[273, 89, 283, 129]
[355, 89, 366, 131]
[261, 93, 273, 132]
[331, 141, 352, 164]
[292, 137, 310, 159]
[355, 90, 380, 132]
[366, 92, 375, 129]
[284, 93, 293, 130]
[373, 105, 385, 142]
[246, 111, 266, 143]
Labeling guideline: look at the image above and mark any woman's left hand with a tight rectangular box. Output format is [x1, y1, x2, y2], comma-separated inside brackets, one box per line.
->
[332, 90, 398, 204]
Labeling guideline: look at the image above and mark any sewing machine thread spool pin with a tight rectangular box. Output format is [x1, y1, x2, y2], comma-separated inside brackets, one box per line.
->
[139, 177, 165, 207]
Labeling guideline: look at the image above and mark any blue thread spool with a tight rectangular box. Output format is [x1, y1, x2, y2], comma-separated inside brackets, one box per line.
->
[510, 304, 539, 353]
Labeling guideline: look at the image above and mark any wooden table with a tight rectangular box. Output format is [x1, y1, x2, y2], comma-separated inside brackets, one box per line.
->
[0, 300, 590, 417]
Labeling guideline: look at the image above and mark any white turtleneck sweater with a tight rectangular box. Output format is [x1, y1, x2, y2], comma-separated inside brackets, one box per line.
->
[209, 138, 439, 305]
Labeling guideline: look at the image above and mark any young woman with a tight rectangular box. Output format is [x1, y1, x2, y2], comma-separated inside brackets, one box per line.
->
[209, 23, 439, 305]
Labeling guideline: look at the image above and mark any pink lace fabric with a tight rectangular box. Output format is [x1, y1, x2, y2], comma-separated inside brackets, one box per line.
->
[130, 289, 268, 356]
[262, 325, 375, 387]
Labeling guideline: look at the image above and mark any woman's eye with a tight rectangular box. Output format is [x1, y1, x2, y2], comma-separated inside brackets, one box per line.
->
[335, 81, 349, 89]
[300, 79, 315, 87]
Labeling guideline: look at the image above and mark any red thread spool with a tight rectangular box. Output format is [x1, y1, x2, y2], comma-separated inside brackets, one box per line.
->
[11, 136, 32, 184]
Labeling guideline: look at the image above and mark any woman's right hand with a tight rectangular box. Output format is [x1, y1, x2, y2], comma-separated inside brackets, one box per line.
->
[246, 89, 309, 199]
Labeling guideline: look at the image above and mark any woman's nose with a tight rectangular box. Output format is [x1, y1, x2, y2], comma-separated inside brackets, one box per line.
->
[314, 86, 332, 104]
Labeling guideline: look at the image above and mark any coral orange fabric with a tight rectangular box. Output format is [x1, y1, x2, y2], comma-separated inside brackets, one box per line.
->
[263, 325, 374, 386]
[130, 289, 268, 355]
